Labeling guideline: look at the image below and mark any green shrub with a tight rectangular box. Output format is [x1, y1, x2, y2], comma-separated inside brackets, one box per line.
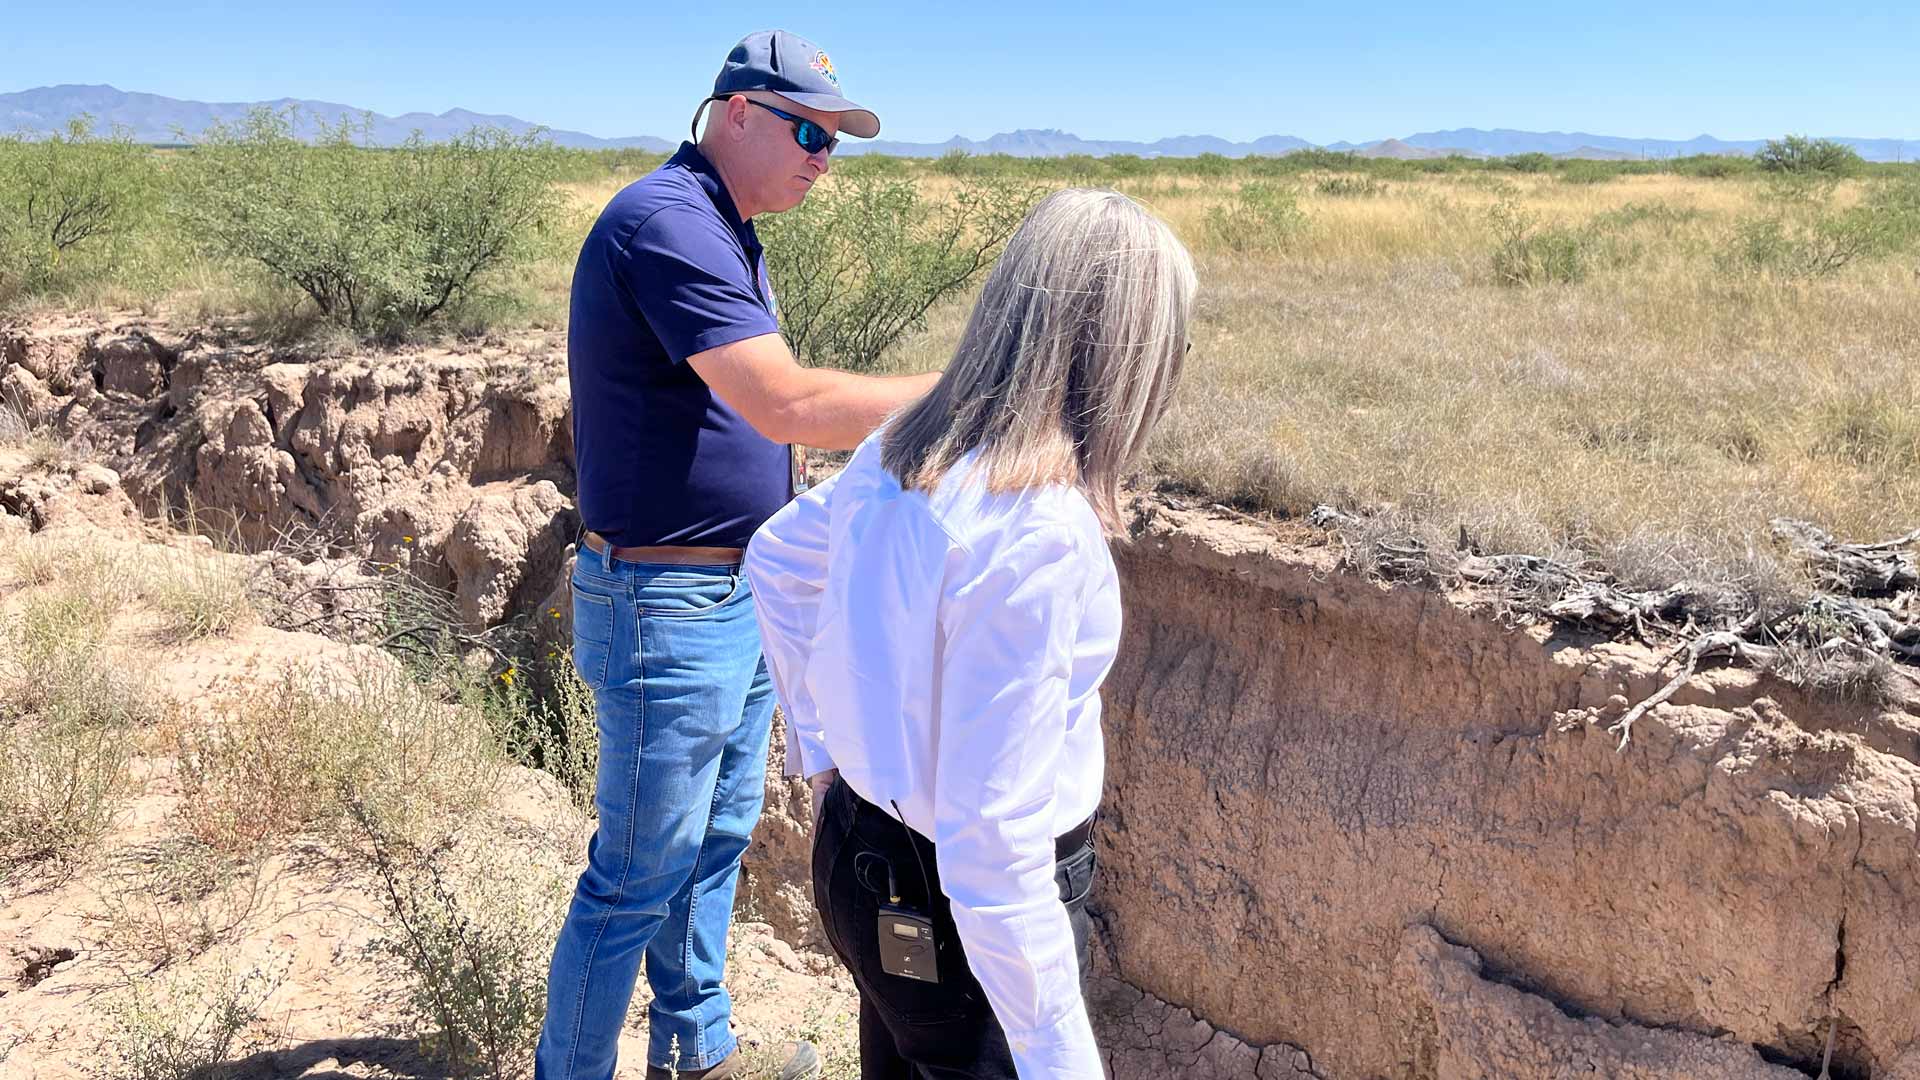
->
[1314, 175, 1387, 198]
[140, 545, 258, 642]
[1721, 177, 1913, 278]
[834, 153, 910, 178]
[759, 170, 1038, 372]
[91, 956, 283, 1080]
[1, 566, 151, 729]
[546, 146, 669, 184]
[1186, 152, 1234, 178]
[1559, 161, 1618, 185]
[1499, 152, 1555, 174]
[1205, 182, 1308, 253]
[1863, 175, 1920, 254]
[1488, 200, 1590, 285]
[1099, 154, 1155, 179]
[355, 807, 569, 1080]
[502, 650, 598, 813]
[1755, 135, 1864, 177]
[1279, 148, 1364, 172]
[1409, 155, 1474, 174]
[932, 148, 974, 177]
[1724, 214, 1863, 277]
[178, 108, 564, 338]
[1671, 154, 1755, 179]
[0, 548, 152, 871]
[0, 118, 152, 299]
[0, 718, 134, 869]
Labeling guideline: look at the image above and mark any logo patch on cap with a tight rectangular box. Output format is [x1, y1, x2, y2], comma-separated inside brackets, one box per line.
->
[810, 51, 840, 87]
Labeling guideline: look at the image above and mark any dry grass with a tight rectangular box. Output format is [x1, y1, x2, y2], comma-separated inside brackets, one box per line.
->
[826, 170, 1920, 592]
[94, 837, 269, 968]
[0, 717, 135, 873]
[1103, 173, 1920, 588]
[0, 544, 150, 873]
[169, 661, 507, 854]
[138, 543, 259, 642]
[0, 390, 88, 470]
[1144, 184, 1912, 584]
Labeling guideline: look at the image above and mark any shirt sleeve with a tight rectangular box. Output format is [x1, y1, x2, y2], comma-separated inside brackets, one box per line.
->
[931, 526, 1103, 1079]
[617, 206, 780, 363]
[744, 469, 840, 779]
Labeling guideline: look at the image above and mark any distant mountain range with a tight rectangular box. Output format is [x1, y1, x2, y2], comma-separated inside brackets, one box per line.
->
[1350, 127, 1916, 162]
[4, 85, 1914, 162]
[845, 129, 1320, 158]
[0, 84, 676, 151]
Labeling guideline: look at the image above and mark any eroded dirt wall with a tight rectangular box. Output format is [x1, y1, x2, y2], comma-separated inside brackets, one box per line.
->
[1096, 500, 1920, 1079]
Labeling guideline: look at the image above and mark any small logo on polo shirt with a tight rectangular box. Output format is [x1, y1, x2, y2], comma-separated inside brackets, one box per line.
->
[810, 51, 840, 87]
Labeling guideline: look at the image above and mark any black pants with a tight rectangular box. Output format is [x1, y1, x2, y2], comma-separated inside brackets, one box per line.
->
[812, 779, 1097, 1080]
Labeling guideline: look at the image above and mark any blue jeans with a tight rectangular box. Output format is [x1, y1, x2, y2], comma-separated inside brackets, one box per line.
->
[535, 550, 776, 1079]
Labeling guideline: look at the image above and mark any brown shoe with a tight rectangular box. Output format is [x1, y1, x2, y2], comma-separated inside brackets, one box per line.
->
[643, 1041, 820, 1080]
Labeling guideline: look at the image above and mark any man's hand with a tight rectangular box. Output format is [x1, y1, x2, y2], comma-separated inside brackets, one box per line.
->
[806, 768, 839, 825]
[688, 333, 938, 450]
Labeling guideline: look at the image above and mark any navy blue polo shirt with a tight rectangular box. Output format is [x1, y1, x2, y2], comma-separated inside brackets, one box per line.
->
[568, 143, 790, 549]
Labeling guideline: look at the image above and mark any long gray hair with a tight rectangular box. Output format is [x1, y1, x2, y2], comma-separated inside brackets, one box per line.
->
[881, 188, 1197, 530]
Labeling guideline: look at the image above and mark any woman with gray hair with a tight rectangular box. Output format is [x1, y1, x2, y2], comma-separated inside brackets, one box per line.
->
[746, 188, 1196, 1078]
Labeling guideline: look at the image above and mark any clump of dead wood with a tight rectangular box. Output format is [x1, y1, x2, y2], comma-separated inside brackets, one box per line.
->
[1308, 505, 1919, 743]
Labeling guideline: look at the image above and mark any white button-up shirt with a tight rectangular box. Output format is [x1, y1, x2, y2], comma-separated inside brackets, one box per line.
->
[745, 433, 1120, 1079]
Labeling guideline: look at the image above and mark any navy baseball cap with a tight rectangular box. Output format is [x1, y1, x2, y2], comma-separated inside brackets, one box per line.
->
[706, 30, 880, 139]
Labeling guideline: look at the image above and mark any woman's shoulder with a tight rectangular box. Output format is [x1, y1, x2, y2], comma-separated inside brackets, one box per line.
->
[933, 470, 1102, 550]
[823, 431, 898, 493]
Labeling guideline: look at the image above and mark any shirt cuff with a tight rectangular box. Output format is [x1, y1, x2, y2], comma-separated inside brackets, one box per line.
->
[781, 712, 802, 777]
[1006, 1001, 1104, 1079]
[790, 715, 835, 779]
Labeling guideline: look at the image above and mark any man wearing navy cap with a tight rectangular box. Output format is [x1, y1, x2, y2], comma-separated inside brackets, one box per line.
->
[538, 30, 934, 1080]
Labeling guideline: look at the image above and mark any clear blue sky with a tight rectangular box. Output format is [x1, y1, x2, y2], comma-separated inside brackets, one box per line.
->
[4, 2, 1915, 144]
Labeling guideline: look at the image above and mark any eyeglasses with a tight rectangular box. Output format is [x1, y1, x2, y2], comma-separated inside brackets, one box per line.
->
[747, 99, 839, 156]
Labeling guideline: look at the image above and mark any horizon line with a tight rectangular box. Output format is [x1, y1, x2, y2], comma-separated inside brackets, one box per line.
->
[5, 83, 1918, 149]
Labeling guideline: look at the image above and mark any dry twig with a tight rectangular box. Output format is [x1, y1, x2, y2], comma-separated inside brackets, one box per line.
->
[1305, 505, 1920, 733]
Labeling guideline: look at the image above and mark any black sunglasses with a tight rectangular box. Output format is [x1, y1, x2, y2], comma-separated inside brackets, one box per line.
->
[747, 99, 839, 156]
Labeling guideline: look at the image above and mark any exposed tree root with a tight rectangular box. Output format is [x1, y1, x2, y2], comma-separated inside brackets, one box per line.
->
[1308, 506, 1919, 735]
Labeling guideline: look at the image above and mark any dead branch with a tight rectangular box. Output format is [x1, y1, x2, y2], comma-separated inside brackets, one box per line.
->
[1772, 518, 1920, 594]
[1546, 581, 1694, 629]
[1305, 506, 1918, 712]
[1609, 630, 1782, 751]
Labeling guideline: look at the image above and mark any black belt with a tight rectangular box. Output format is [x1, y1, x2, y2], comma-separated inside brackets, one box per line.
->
[845, 783, 1095, 861]
[1055, 813, 1096, 860]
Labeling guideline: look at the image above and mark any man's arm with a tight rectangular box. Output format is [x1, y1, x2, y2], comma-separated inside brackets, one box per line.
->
[688, 332, 938, 450]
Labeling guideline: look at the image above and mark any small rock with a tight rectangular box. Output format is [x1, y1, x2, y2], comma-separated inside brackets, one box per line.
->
[74, 464, 120, 496]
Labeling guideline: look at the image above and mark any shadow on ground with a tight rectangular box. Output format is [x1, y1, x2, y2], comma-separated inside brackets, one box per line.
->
[216, 1037, 456, 1079]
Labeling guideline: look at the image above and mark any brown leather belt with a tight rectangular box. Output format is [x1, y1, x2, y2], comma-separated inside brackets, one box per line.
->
[582, 532, 743, 566]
